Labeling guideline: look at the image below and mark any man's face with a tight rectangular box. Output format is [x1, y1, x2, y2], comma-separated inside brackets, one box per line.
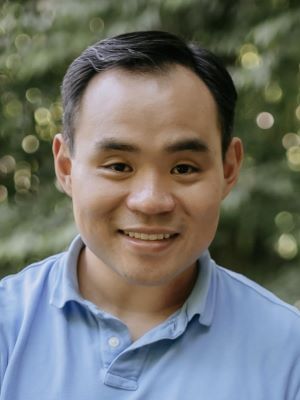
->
[54, 65, 242, 286]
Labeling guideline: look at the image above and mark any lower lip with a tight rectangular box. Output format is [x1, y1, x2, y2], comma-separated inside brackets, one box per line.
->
[120, 233, 178, 253]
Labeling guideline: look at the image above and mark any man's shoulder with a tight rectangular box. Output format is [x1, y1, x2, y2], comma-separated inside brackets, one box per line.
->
[214, 264, 300, 331]
[0, 252, 64, 293]
[0, 251, 65, 320]
[0, 251, 68, 381]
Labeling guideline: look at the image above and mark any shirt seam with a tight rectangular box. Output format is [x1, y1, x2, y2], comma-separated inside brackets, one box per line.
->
[0, 253, 63, 285]
[217, 266, 300, 319]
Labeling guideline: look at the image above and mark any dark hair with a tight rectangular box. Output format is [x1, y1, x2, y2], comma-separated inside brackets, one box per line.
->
[62, 30, 237, 156]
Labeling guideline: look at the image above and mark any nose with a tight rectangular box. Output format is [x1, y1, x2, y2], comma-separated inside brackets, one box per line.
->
[126, 173, 176, 215]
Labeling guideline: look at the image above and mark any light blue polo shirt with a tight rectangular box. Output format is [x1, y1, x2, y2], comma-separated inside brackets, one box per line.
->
[1, 236, 300, 399]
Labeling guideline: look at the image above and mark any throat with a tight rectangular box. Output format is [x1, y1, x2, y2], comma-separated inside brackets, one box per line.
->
[77, 246, 198, 340]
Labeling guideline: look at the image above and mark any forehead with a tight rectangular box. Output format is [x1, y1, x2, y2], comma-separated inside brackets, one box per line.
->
[81, 65, 217, 113]
[74, 65, 221, 151]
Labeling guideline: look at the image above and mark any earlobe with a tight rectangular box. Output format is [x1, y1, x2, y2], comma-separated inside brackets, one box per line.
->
[222, 137, 243, 199]
[52, 134, 73, 197]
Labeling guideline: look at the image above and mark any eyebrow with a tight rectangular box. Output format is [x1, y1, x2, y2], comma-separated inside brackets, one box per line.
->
[94, 137, 209, 154]
[95, 138, 139, 152]
[164, 138, 209, 153]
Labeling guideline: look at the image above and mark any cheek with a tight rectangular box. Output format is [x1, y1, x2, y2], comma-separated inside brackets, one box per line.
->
[181, 179, 223, 218]
[70, 176, 128, 224]
[191, 199, 221, 232]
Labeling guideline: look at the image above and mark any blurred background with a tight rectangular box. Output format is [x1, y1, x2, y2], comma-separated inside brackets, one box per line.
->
[0, 0, 300, 305]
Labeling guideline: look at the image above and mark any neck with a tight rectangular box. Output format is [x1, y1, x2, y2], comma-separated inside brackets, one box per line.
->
[77, 247, 198, 340]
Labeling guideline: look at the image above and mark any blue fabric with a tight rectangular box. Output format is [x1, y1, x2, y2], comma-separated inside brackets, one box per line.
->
[1, 236, 300, 399]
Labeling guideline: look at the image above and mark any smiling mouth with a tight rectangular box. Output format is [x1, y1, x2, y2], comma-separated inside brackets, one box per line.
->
[121, 231, 178, 241]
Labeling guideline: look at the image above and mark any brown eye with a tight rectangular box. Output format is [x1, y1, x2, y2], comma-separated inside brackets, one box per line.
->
[106, 163, 132, 172]
[172, 164, 199, 175]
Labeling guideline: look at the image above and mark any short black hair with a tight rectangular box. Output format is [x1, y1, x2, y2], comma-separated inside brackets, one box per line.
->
[62, 30, 237, 157]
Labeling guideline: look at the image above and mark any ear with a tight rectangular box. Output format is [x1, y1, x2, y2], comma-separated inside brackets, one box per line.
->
[52, 134, 73, 197]
[222, 137, 243, 199]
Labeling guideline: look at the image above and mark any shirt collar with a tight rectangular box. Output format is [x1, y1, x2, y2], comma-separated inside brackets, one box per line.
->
[50, 235, 84, 308]
[50, 236, 216, 327]
[184, 250, 216, 327]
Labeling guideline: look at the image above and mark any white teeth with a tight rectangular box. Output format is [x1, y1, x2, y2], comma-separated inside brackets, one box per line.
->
[124, 231, 172, 240]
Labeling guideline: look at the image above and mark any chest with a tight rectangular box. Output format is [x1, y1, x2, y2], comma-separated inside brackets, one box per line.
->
[1, 314, 287, 400]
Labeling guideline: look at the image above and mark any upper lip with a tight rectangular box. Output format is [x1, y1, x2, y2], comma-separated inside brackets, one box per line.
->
[120, 227, 179, 235]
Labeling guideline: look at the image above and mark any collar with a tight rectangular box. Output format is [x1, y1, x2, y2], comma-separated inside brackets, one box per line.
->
[50, 235, 84, 308]
[50, 235, 216, 327]
[184, 250, 216, 327]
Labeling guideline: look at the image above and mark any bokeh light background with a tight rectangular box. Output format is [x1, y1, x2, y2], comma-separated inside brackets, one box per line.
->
[0, 0, 300, 305]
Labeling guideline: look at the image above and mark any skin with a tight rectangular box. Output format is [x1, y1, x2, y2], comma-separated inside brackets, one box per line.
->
[53, 65, 243, 339]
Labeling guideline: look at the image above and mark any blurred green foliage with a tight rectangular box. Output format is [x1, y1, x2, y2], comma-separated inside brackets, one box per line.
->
[0, 0, 300, 303]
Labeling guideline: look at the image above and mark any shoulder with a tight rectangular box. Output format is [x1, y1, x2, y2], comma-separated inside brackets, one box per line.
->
[210, 264, 300, 396]
[214, 264, 300, 333]
[0, 252, 63, 299]
[0, 252, 64, 335]
[0, 252, 65, 383]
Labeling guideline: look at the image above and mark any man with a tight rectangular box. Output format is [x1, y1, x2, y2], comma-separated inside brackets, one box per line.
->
[0, 31, 299, 399]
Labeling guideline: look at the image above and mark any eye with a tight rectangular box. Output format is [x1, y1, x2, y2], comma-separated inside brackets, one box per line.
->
[172, 164, 199, 175]
[104, 163, 132, 173]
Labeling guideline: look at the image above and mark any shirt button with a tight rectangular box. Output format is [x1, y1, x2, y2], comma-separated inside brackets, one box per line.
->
[108, 336, 120, 348]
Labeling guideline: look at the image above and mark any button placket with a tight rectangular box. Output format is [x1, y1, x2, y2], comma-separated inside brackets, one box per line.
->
[98, 317, 132, 367]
